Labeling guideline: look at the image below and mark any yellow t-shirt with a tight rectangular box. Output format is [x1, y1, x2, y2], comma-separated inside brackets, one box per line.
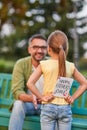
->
[40, 59, 75, 105]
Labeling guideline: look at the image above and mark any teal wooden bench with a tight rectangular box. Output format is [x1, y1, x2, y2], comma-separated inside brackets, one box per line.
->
[0, 73, 87, 130]
[70, 80, 87, 130]
[0, 73, 40, 130]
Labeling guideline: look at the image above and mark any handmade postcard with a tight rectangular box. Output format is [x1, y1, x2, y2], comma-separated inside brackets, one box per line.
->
[54, 77, 73, 97]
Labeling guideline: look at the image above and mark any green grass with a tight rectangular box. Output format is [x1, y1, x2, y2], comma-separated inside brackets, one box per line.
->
[80, 70, 87, 78]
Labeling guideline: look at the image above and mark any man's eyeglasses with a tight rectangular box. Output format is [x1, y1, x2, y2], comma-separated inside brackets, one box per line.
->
[31, 45, 47, 50]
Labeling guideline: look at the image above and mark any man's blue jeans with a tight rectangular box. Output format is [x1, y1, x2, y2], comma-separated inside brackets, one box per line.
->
[9, 100, 41, 130]
[41, 104, 72, 130]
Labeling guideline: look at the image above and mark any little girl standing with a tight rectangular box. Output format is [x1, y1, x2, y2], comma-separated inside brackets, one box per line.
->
[27, 30, 87, 130]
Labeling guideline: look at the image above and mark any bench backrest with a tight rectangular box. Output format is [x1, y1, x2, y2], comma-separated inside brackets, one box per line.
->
[71, 80, 87, 116]
[0, 73, 87, 116]
[0, 73, 13, 108]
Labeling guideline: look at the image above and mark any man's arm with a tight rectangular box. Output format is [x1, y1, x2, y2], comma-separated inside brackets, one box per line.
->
[12, 59, 33, 102]
[18, 93, 33, 102]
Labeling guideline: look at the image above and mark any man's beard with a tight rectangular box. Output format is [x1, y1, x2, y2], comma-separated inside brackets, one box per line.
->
[33, 53, 45, 62]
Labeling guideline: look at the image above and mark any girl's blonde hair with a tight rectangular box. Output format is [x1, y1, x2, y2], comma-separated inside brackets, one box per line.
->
[47, 30, 69, 77]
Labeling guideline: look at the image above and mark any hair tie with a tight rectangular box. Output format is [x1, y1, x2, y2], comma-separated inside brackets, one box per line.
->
[59, 45, 63, 49]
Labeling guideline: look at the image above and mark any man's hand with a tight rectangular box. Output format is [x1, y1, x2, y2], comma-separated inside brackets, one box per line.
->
[37, 98, 41, 104]
[32, 94, 38, 109]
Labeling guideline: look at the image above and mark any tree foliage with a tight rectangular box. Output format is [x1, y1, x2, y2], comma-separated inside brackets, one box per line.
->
[0, 0, 86, 62]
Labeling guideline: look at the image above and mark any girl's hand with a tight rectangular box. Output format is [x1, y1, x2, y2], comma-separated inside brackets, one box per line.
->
[42, 93, 54, 102]
[64, 95, 74, 104]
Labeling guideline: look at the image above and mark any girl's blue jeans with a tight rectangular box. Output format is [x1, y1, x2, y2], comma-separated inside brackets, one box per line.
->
[41, 104, 72, 130]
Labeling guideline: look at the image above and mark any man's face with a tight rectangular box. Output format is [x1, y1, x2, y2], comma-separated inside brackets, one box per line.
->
[28, 38, 47, 62]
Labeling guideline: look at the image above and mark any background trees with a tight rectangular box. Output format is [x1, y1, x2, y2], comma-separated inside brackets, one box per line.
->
[0, 0, 87, 66]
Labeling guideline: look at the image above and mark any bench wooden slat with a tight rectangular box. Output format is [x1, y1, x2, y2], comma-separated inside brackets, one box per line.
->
[71, 92, 87, 115]
[0, 98, 13, 106]
[72, 118, 87, 130]
[0, 73, 12, 98]
[81, 92, 86, 108]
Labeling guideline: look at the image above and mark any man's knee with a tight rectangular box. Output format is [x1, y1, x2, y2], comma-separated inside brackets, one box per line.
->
[12, 100, 25, 114]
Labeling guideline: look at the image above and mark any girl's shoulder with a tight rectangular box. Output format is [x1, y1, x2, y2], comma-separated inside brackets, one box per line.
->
[40, 58, 57, 64]
[66, 61, 75, 75]
[66, 60, 75, 66]
[40, 59, 50, 65]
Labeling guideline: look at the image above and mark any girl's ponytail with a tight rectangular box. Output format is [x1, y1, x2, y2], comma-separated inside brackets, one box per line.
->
[47, 30, 68, 77]
[58, 46, 66, 77]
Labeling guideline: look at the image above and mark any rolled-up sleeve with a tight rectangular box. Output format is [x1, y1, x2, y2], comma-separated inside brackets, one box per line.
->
[12, 60, 26, 99]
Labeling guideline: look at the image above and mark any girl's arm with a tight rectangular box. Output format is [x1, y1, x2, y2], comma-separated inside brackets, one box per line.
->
[65, 68, 87, 104]
[27, 65, 43, 100]
[27, 65, 54, 102]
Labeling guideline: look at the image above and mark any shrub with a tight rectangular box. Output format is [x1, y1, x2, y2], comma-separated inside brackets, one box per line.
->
[0, 59, 15, 73]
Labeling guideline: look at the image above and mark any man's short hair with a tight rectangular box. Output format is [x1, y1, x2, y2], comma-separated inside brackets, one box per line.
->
[28, 34, 46, 46]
